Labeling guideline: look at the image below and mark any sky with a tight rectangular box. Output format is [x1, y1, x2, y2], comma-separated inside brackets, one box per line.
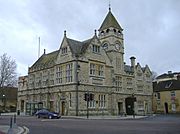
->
[0, 0, 180, 77]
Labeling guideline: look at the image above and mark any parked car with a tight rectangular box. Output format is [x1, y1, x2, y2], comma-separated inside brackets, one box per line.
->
[35, 109, 61, 119]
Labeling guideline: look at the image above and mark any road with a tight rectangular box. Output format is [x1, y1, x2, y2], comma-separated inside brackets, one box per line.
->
[1, 114, 180, 134]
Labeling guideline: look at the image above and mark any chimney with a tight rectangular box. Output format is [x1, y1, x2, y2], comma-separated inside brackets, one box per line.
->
[168, 71, 172, 74]
[44, 49, 46, 54]
[130, 56, 136, 68]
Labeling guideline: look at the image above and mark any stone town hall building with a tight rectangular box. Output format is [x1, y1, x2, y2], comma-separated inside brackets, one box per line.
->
[18, 8, 153, 116]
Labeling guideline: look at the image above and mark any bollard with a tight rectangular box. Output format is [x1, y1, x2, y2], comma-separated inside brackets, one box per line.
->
[7, 117, 13, 134]
[13, 114, 18, 129]
[10, 117, 13, 128]
[14, 114, 16, 124]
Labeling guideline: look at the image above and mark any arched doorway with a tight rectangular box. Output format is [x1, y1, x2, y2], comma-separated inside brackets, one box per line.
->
[118, 102, 123, 115]
[164, 102, 168, 114]
[125, 97, 134, 115]
[61, 101, 65, 115]
[20, 100, 24, 112]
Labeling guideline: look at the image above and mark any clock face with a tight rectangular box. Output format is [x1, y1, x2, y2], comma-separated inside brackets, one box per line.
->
[115, 43, 120, 50]
[102, 43, 108, 50]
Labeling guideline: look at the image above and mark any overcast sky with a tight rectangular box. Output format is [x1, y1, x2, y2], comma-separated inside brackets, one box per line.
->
[0, 0, 180, 76]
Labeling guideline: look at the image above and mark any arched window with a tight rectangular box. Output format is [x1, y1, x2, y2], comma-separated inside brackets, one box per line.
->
[101, 31, 104, 35]
[106, 29, 109, 33]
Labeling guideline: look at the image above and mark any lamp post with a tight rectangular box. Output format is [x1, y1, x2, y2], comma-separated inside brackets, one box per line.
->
[2, 94, 6, 111]
[132, 93, 136, 118]
[75, 57, 80, 116]
[86, 92, 89, 119]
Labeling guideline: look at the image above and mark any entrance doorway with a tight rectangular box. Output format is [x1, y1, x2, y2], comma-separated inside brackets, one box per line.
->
[21, 100, 24, 112]
[125, 97, 134, 115]
[118, 102, 123, 115]
[61, 101, 65, 115]
[164, 102, 168, 114]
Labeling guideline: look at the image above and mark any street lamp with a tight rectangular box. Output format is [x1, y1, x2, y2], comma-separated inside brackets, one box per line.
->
[75, 58, 80, 116]
[132, 93, 136, 118]
[2, 94, 6, 111]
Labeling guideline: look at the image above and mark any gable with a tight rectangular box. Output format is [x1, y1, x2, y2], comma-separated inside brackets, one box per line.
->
[83, 36, 112, 66]
[56, 33, 113, 67]
[59, 37, 72, 55]
[136, 63, 143, 74]
[143, 65, 152, 77]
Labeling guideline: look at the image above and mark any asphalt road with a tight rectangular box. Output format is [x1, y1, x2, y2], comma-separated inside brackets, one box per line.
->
[1, 114, 180, 134]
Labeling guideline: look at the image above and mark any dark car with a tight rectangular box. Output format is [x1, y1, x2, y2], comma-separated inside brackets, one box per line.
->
[35, 109, 61, 119]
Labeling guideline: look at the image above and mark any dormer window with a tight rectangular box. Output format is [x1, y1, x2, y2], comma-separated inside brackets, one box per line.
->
[92, 45, 100, 53]
[165, 81, 173, 88]
[62, 47, 67, 54]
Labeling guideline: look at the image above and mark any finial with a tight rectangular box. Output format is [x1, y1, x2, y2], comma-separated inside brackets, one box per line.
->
[94, 29, 97, 35]
[109, 1, 111, 11]
[64, 30, 66, 36]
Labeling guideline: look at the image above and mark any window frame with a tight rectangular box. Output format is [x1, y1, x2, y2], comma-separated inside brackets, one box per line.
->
[92, 44, 100, 53]
[65, 63, 73, 83]
[90, 63, 96, 75]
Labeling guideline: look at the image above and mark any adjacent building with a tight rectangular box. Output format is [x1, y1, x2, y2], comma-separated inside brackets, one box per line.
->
[0, 86, 17, 113]
[153, 72, 180, 113]
[18, 8, 153, 116]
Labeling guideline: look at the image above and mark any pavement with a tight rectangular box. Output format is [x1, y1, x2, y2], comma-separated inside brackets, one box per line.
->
[0, 125, 29, 134]
[0, 113, 29, 134]
[0, 112, 152, 134]
[61, 115, 149, 120]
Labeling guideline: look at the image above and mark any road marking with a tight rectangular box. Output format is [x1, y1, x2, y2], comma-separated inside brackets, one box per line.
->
[41, 119, 60, 122]
[41, 118, 85, 122]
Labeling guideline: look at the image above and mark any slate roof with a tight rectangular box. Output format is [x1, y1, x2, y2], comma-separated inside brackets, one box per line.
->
[142, 67, 146, 72]
[66, 34, 98, 57]
[67, 37, 93, 56]
[156, 72, 180, 79]
[67, 38, 83, 56]
[99, 10, 122, 31]
[30, 35, 94, 71]
[124, 65, 134, 73]
[30, 50, 59, 69]
[153, 80, 180, 92]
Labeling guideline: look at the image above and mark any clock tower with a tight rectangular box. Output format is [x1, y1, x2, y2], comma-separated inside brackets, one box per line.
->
[98, 7, 124, 74]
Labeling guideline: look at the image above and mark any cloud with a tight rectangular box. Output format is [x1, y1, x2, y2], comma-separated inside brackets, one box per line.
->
[0, 0, 180, 76]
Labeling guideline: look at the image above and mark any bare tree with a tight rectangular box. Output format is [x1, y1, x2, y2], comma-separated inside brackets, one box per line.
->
[0, 53, 17, 87]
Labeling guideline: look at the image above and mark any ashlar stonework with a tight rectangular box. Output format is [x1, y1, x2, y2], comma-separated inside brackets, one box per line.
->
[18, 8, 153, 116]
